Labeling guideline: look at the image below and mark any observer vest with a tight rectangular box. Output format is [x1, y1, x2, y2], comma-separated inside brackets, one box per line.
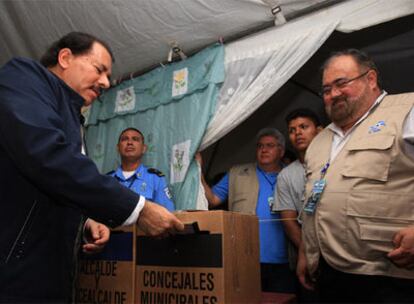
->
[228, 163, 259, 214]
[302, 93, 414, 279]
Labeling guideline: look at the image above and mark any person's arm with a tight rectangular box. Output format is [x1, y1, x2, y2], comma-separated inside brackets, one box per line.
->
[281, 210, 301, 248]
[82, 219, 111, 254]
[297, 240, 315, 290]
[0, 58, 184, 236]
[195, 152, 223, 208]
[274, 168, 302, 247]
[387, 226, 414, 268]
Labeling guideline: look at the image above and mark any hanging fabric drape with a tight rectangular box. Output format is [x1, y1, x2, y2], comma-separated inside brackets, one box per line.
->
[85, 44, 225, 210]
[194, 0, 414, 209]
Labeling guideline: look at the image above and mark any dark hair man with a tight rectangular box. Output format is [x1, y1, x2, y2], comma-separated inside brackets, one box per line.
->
[108, 127, 174, 211]
[197, 128, 297, 293]
[273, 108, 322, 301]
[274, 108, 322, 254]
[298, 49, 414, 303]
[0, 32, 183, 303]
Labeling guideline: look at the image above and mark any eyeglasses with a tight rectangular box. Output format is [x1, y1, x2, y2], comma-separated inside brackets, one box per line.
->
[257, 143, 278, 149]
[320, 70, 370, 97]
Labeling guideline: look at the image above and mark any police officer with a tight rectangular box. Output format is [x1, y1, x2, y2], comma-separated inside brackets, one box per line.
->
[108, 128, 174, 211]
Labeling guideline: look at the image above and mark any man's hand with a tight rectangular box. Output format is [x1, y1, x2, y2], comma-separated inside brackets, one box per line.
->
[195, 152, 203, 167]
[138, 200, 184, 238]
[297, 242, 315, 290]
[387, 226, 414, 269]
[83, 219, 111, 254]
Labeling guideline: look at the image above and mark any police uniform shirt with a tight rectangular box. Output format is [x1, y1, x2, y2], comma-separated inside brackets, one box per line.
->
[109, 164, 174, 211]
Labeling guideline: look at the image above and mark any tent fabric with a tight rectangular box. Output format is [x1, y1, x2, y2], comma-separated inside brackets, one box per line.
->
[200, 0, 414, 151]
[194, 0, 414, 209]
[87, 43, 225, 124]
[0, 0, 412, 211]
[336, 0, 414, 33]
[0, 0, 330, 81]
[85, 44, 225, 210]
[199, 17, 338, 151]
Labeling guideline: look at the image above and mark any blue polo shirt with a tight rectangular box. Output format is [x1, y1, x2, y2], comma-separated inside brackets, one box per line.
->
[109, 164, 175, 211]
[212, 167, 287, 264]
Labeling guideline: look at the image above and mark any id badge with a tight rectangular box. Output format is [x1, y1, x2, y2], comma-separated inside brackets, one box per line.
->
[268, 196, 274, 210]
[304, 179, 326, 214]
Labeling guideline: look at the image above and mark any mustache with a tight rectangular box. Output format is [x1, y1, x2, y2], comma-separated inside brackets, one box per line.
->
[331, 95, 347, 106]
[91, 86, 104, 96]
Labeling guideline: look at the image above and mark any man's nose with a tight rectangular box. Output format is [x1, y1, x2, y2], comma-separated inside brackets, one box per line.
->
[99, 74, 110, 89]
[330, 85, 343, 98]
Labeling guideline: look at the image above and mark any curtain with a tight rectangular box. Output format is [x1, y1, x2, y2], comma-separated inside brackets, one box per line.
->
[85, 44, 225, 210]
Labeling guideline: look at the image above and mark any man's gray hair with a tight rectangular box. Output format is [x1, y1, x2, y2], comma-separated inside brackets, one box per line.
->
[256, 127, 285, 149]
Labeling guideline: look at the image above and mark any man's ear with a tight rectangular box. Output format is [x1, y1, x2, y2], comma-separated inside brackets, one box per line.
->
[367, 69, 378, 90]
[142, 144, 148, 154]
[57, 48, 73, 69]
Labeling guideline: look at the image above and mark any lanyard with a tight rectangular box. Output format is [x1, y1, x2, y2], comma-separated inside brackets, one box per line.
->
[258, 169, 277, 192]
[320, 162, 330, 179]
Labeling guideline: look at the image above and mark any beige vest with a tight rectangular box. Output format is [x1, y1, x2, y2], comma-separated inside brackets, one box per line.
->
[228, 163, 259, 214]
[303, 93, 414, 279]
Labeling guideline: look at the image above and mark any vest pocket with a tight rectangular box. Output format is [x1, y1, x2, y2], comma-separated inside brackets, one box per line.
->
[231, 191, 252, 214]
[342, 134, 394, 182]
[346, 192, 414, 259]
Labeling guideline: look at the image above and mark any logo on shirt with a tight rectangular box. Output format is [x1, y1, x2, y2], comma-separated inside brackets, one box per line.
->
[368, 120, 386, 134]
[164, 187, 172, 199]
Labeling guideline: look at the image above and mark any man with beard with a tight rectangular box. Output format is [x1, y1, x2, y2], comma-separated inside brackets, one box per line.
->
[197, 128, 296, 293]
[297, 49, 414, 303]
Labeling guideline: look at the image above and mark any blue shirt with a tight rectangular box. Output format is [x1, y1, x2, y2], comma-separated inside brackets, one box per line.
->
[212, 166, 287, 264]
[109, 164, 175, 211]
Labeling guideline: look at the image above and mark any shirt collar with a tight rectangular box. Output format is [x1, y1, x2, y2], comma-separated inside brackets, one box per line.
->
[256, 165, 279, 177]
[46, 66, 85, 113]
[115, 164, 145, 180]
[327, 90, 387, 137]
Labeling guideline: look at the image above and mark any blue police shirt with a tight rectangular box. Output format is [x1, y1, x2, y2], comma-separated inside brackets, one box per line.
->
[212, 167, 287, 264]
[109, 164, 175, 211]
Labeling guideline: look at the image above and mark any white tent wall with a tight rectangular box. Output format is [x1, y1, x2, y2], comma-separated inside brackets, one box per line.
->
[0, 0, 332, 79]
[201, 13, 414, 188]
[194, 0, 414, 209]
[201, 0, 414, 150]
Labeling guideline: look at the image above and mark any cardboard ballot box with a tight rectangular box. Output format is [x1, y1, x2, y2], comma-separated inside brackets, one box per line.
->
[76, 210, 260, 304]
[76, 225, 136, 304]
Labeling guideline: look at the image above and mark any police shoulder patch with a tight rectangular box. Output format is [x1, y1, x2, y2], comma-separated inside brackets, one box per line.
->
[148, 168, 165, 177]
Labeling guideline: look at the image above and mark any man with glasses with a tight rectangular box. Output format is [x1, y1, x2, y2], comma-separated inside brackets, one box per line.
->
[197, 128, 296, 293]
[297, 48, 414, 302]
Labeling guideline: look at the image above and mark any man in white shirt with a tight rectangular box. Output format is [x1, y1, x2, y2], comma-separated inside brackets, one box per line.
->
[298, 48, 414, 303]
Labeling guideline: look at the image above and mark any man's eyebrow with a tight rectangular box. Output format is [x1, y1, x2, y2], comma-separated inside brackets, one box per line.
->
[100, 63, 109, 71]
